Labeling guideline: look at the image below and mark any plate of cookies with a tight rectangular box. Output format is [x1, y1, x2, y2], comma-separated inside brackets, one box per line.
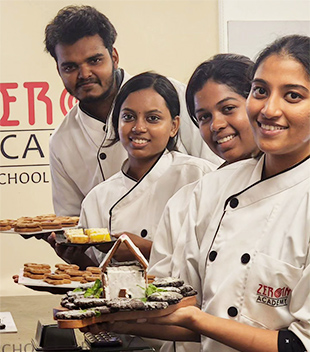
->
[18, 263, 102, 289]
[0, 214, 79, 236]
[55, 228, 116, 250]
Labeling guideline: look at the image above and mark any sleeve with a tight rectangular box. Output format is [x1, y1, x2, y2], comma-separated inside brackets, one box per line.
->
[49, 139, 84, 217]
[180, 183, 204, 306]
[278, 330, 307, 352]
[149, 182, 199, 278]
[287, 251, 310, 351]
[168, 77, 223, 166]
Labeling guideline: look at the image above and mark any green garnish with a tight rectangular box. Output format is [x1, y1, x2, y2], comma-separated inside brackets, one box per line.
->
[84, 279, 103, 298]
[138, 283, 168, 301]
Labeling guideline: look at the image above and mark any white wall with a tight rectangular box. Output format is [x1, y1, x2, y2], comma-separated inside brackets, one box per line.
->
[219, 0, 310, 53]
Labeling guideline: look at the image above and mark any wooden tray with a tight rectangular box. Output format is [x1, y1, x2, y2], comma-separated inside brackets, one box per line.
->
[54, 295, 196, 329]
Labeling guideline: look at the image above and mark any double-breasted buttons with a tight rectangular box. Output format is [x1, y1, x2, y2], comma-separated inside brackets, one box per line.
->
[241, 253, 251, 264]
[230, 197, 239, 208]
[103, 125, 107, 132]
[140, 229, 148, 238]
[227, 306, 238, 317]
[99, 152, 107, 160]
[209, 251, 217, 261]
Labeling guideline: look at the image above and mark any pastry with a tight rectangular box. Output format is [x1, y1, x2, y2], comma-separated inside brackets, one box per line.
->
[59, 216, 77, 227]
[43, 278, 72, 285]
[24, 266, 51, 275]
[84, 228, 111, 243]
[86, 266, 101, 274]
[44, 273, 71, 280]
[23, 271, 46, 280]
[14, 221, 42, 233]
[0, 220, 11, 231]
[24, 263, 51, 269]
[40, 220, 62, 229]
[55, 263, 79, 271]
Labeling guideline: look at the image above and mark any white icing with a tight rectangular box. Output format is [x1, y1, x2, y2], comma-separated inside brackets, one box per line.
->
[104, 266, 146, 299]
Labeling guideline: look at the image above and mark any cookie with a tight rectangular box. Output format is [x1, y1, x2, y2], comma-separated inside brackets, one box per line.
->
[74, 298, 109, 308]
[64, 269, 85, 277]
[82, 274, 101, 282]
[43, 278, 71, 285]
[55, 309, 95, 320]
[23, 271, 46, 280]
[14, 221, 42, 233]
[147, 291, 183, 304]
[86, 266, 101, 274]
[40, 220, 62, 229]
[24, 266, 51, 275]
[58, 216, 76, 227]
[0, 220, 11, 231]
[152, 277, 184, 288]
[24, 263, 51, 269]
[44, 273, 71, 280]
[55, 263, 79, 271]
[17, 216, 33, 222]
[69, 276, 84, 282]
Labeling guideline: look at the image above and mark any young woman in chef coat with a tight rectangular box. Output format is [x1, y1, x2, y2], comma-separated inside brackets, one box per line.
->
[149, 53, 260, 279]
[85, 35, 310, 352]
[74, 72, 217, 266]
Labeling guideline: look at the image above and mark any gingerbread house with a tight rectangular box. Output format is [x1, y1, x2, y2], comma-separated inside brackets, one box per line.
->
[100, 234, 148, 299]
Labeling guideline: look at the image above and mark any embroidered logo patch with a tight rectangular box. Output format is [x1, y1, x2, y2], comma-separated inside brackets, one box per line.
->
[256, 284, 291, 307]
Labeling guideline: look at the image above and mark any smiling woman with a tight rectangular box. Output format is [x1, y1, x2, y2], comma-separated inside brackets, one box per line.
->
[246, 47, 310, 177]
[185, 54, 260, 164]
[70, 72, 217, 268]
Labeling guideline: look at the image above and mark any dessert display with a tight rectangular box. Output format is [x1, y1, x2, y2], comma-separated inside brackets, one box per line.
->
[0, 214, 79, 234]
[19, 263, 101, 286]
[53, 235, 197, 328]
[54, 277, 197, 328]
[62, 227, 112, 245]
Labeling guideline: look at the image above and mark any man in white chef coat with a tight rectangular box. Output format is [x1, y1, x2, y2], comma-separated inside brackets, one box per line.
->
[45, 5, 222, 217]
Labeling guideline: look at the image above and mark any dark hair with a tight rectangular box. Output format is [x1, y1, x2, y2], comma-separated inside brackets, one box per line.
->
[186, 54, 254, 126]
[111, 72, 180, 151]
[45, 5, 117, 60]
[253, 34, 310, 77]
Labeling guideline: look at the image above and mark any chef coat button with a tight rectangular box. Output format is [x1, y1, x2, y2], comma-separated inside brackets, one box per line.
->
[241, 253, 251, 264]
[140, 229, 148, 238]
[228, 306, 238, 317]
[99, 152, 107, 160]
[230, 198, 239, 208]
[209, 251, 217, 261]
[103, 124, 107, 132]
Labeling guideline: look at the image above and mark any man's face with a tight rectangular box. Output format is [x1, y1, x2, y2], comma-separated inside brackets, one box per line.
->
[55, 34, 119, 103]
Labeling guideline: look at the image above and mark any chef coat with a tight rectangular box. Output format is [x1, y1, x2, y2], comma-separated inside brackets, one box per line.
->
[79, 150, 216, 265]
[177, 155, 310, 352]
[49, 69, 222, 217]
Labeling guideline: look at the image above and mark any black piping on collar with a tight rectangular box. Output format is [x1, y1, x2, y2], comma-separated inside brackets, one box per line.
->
[224, 154, 310, 210]
[108, 150, 166, 229]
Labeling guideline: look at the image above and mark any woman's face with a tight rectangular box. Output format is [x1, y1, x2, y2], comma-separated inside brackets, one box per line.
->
[119, 88, 179, 166]
[246, 54, 310, 168]
[194, 80, 259, 163]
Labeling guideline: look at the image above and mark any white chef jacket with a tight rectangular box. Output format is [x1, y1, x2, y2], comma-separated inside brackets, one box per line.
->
[177, 155, 310, 352]
[79, 150, 216, 265]
[49, 69, 222, 216]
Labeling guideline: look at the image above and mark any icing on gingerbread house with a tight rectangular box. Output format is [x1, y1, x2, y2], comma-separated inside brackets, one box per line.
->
[100, 234, 148, 299]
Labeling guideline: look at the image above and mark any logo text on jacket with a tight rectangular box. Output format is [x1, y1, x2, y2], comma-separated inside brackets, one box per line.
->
[256, 284, 291, 307]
